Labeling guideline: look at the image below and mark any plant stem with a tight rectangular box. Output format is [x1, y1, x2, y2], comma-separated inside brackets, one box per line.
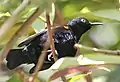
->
[46, 12, 68, 82]
[46, 12, 58, 61]
[30, 40, 50, 82]
[74, 44, 120, 55]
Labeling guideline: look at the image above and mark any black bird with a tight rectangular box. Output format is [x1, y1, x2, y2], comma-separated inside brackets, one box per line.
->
[6, 17, 102, 73]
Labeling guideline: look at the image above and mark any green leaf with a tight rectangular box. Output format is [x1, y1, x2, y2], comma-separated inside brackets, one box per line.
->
[93, 9, 120, 21]
[69, 74, 89, 82]
[32, 18, 45, 33]
[49, 64, 115, 81]
[22, 53, 120, 82]
[0, 0, 21, 12]
[85, 53, 120, 64]
[0, 23, 34, 46]
[0, 12, 11, 18]
[7, 73, 23, 82]
[32, 3, 55, 32]
[37, 69, 57, 82]
[30, 0, 55, 11]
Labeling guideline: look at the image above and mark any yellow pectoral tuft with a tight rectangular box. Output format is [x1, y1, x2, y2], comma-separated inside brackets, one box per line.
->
[64, 26, 69, 29]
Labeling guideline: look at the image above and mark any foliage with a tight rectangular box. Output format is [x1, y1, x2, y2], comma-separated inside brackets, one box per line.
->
[7, 72, 24, 82]
[0, 0, 120, 82]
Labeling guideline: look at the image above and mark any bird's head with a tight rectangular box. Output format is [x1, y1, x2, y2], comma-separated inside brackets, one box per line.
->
[67, 17, 103, 40]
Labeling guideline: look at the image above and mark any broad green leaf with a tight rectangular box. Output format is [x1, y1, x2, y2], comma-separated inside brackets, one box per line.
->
[49, 64, 117, 81]
[85, 53, 120, 64]
[57, 0, 120, 22]
[49, 57, 79, 70]
[35, 55, 100, 82]
[0, 0, 22, 13]
[93, 9, 120, 21]
[47, 53, 120, 81]
[37, 69, 57, 82]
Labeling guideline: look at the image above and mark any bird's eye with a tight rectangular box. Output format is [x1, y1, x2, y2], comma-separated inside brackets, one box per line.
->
[81, 19, 86, 23]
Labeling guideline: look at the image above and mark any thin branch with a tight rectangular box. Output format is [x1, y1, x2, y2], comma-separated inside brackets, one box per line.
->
[75, 47, 81, 56]
[83, 71, 92, 82]
[46, 12, 58, 61]
[53, 7, 67, 26]
[29, 40, 50, 82]
[48, 12, 68, 82]
[46, 11, 68, 82]
[0, 0, 30, 41]
[29, 12, 59, 82]
[28, 11, 58, 82]
[74, 44, 120, 55]
[0, 8, 42, 64]
[76, 44, 93, 82]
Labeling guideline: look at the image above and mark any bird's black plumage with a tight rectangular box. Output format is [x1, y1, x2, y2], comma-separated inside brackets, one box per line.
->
[6, 17, 102, 73]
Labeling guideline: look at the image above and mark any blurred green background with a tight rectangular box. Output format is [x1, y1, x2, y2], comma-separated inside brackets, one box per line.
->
[0, 0, 120, 50]
[0, 0, 120, 82]
[56, 0, 120, 50]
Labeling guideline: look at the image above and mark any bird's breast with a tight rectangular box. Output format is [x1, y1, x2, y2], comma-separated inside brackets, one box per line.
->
[53, 29, 77, 44]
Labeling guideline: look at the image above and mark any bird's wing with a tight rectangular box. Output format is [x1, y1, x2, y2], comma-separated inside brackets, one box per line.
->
[18, 29, 47, 47]
[18, 25, 68, 47]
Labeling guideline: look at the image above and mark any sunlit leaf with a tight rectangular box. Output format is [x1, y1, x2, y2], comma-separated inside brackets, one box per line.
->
[0, 12, 11, 18]
[69, 73, 90, 82]
[49, 64, 117, 81]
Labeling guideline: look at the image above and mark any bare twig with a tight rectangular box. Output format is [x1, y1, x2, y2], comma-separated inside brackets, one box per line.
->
[47, 11, 68, 82]
[0, 8, 42, 64]
[0, 0, 30, 41]
[29, 40, 50, 82]
[76, 44, 93, 82]
[29, 12, 59, 82]
[46, 12, 68, 82]
[46, 12, 58, 61]
[28, 11, 58, 82]
[75, 47, 81, 56]
[83, 71, 92, 82]
[54, 7, 67, 26]
[74, 44, 120, 55]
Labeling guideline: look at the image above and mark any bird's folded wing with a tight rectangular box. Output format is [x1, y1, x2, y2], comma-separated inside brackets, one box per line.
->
[18, 29, 47, 47]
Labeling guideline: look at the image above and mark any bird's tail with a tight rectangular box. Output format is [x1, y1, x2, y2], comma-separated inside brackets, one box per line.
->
[6, 49, 29, 70]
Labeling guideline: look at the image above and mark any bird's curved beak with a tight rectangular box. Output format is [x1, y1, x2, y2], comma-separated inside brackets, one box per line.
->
[90, 22, 103, 26]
